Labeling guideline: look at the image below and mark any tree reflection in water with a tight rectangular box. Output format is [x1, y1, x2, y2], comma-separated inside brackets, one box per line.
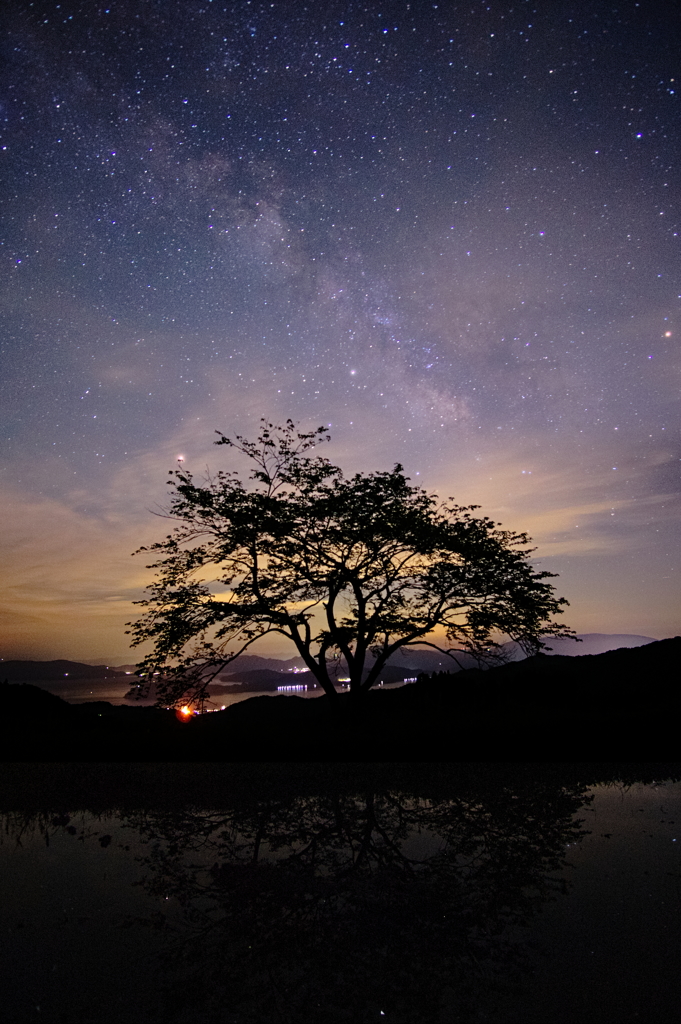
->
[112, 779, 590, 1023]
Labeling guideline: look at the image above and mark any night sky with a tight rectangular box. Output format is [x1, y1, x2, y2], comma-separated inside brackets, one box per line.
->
[2, 0, 679, 662]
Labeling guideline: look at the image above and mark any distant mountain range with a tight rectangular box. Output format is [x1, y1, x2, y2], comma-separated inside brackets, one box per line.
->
[212, 635, 658, 682]
[0, 634, 659, 699]
[211, 662, 418, 693]
[3, 637, 679, 761]
[502, 633, 657, 659]
[0, 659, 133, 683]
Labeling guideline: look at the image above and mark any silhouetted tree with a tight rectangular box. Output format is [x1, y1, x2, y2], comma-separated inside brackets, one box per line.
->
[127, 420, 573, 709]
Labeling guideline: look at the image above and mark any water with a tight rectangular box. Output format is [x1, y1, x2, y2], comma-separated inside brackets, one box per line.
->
[39, 678, 410, 706]
[2, 765, 679, 1023]
[488, 779, 681, 1023]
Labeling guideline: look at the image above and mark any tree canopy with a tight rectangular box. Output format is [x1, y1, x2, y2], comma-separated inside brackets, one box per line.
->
[127, 420, 573, 708]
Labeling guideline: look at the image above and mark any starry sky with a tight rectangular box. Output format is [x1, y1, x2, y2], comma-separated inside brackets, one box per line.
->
[1, 0, 679, 662]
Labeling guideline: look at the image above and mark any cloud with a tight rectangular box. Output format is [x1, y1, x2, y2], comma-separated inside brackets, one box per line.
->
[0, 480, 156, 660]
[430, 437, 681, 560]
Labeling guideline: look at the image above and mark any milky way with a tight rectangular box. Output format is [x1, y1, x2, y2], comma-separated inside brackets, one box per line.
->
[1, 0, 679, 660]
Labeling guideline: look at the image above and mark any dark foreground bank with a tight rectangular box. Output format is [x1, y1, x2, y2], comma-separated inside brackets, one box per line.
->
[3, 637, 679, 761]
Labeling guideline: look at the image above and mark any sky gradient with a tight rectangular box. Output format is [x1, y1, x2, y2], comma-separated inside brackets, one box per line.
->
[2, 0, 679, 662]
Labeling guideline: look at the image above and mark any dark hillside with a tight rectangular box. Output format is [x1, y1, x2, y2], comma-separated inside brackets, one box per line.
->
[2, 638, 679, 761]
[2, 682, 73, 719]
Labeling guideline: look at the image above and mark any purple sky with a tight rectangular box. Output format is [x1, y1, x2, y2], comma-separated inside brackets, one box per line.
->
[1, 1, 679, 661]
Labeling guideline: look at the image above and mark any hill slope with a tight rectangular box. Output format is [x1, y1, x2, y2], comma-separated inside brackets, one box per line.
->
[2, 636, 679, 761]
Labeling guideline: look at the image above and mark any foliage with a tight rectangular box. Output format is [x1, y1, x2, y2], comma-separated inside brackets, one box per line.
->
[127, 419, 574, 708]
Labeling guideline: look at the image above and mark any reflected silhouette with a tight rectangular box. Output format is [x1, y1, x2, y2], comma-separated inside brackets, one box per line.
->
[76, 780, 590, 1020]
[2, 764, 679, 1023]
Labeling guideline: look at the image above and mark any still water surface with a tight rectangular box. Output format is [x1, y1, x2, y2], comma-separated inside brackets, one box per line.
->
[2, 767, 679, 1023]
[45, 678, 409, 706]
